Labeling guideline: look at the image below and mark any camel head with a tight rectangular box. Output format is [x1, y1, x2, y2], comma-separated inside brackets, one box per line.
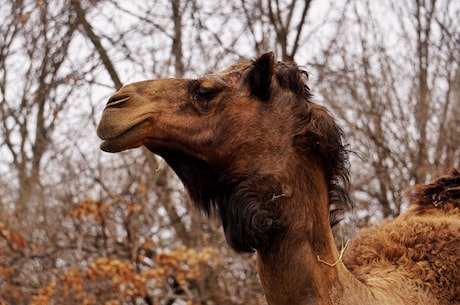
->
[97, 52, 349, 252]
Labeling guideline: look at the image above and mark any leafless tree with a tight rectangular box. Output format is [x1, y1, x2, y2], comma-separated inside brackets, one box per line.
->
[315, 0, 459, 220]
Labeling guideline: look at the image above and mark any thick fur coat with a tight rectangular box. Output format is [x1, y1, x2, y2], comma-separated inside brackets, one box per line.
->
[344, 169, 460, 304]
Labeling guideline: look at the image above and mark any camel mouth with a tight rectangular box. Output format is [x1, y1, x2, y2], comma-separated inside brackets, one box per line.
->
[98, 119, 151, 153]
[99, 131, 144, 153]
[99, 122, 191, 156]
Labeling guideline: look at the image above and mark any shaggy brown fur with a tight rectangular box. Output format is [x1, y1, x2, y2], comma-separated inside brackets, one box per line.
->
[97, 52, 460, 305]
[344, 169, 460, 303]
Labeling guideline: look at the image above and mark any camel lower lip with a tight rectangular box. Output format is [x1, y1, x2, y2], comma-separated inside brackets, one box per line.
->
[100, 133, 161, 153]
[100, 139, 128, 153]
[99, 128, 146, 153]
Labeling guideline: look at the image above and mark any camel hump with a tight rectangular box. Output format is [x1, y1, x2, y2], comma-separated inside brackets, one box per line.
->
[405, 168, 460, 213]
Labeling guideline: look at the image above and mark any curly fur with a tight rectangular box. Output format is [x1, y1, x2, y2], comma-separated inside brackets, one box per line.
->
[344, 169, 460, 304]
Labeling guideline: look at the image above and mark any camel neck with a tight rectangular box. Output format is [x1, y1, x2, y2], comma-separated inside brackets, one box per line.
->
[254, 167, 376, 305]
[256, 197, 339, 304]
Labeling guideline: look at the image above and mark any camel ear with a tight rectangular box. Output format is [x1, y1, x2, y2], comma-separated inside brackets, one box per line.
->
[247, 52, 275, 101]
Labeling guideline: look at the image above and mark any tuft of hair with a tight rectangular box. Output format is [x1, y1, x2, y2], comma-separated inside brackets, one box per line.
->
[404, 168, 460, 214]
[276, 61, 313, 100]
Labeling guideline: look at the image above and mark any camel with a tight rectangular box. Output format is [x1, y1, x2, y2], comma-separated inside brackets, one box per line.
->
[97, 52, 460, 305]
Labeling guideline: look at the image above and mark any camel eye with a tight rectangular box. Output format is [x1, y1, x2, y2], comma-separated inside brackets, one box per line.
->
[195, 87, 218, 101]
[188, 78, 226, 108]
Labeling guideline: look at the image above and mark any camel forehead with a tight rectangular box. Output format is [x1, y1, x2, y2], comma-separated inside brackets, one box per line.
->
[213, 60, 252, 83]
[218, 60, 252, 74]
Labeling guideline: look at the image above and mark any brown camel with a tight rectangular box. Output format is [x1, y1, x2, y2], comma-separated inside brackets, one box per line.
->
[97, 52, 460, 305]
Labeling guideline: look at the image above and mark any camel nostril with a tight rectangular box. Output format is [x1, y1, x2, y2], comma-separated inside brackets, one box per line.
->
[106, 94, 130, 107]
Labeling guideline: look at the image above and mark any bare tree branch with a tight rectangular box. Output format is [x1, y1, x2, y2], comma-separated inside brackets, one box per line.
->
[71, 0, 122, 89]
